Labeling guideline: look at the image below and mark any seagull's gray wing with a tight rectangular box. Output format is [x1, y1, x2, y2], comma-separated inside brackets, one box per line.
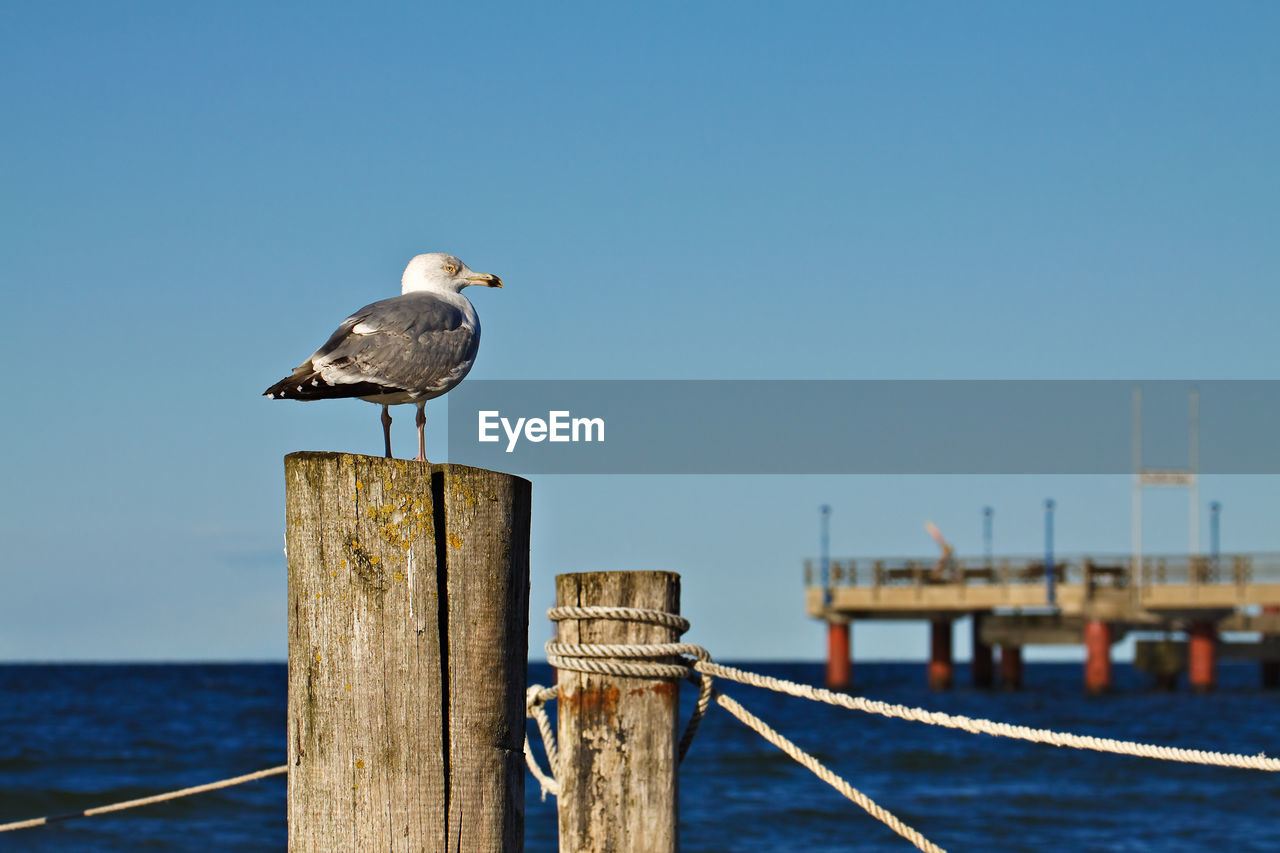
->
[264, 292, 479, 401]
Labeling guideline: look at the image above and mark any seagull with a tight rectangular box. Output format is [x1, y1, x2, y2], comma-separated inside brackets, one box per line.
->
[264, 252, 503, 461]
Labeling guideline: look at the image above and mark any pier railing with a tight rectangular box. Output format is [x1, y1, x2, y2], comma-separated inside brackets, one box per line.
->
[804, 552, 1280, 590]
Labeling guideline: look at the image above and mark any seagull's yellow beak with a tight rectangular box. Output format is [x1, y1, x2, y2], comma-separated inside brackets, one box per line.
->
[467, 273, 503, 288]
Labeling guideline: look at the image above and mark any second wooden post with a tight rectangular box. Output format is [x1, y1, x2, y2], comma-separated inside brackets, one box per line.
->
[555, 571, 681, 853]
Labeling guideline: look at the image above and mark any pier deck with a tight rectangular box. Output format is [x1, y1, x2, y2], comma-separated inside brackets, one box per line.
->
[805, 553, 1280, 691]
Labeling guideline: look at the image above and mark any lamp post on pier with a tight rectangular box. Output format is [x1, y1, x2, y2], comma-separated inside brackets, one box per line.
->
[1045, 499, 1056, 608]
[1210, 501, 1221, 567]
[820, 504, 832, 607]
[983, 506, 994, 567]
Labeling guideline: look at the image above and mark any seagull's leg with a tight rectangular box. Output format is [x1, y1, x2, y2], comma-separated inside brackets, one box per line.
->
[415, 403, 428, 463]
[381, 404, 393, 459]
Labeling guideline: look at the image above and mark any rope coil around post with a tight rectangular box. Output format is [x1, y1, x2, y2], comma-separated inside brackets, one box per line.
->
[526, 606, 713, 797]
[526, 604, 714, 801]
[542, 605, 715, 762]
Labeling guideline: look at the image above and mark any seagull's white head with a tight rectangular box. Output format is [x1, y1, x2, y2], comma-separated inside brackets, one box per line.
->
[401, 252, 503, 295]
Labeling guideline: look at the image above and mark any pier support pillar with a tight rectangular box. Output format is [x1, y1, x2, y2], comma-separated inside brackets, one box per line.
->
[826, 619, 851, 689]
[928, 618, 953, 691]
[1263, 606, 1280, 689]
[1188, 620, 1217, 693]
[1084, 620, 1112, 694]
[971, 613, 994, 688]
[999, 645, 1023, 690]
[1264, 657, 1280, 689]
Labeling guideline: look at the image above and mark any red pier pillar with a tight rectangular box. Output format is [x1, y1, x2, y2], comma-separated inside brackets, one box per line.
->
[1000, 645, 1023, 690]
[1188, 621, 1217, 693]
[971, 613, 994, 688]
[928, 618, 953, 691]
[1084, 620, 1112, 694]
[826, 619, 851, 689]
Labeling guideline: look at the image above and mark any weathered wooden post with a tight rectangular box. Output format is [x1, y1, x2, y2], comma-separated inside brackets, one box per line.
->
[285, 452, 531, 851]
[554, 571, 680, 853]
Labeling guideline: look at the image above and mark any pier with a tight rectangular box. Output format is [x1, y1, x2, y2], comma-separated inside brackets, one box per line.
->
[805, 553, 1280, 691]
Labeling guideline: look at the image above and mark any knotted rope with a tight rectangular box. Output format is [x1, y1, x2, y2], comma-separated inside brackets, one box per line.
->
[542, 604, 715, 762]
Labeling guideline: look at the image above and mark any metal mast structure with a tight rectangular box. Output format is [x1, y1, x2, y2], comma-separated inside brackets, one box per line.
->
[1131, 386, 1200, 587]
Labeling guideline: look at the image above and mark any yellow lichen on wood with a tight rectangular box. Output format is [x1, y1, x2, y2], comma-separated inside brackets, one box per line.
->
[450, 477, 478, 512]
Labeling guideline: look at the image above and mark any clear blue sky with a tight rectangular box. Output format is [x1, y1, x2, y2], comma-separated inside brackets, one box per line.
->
[2, 2, 1277, 661]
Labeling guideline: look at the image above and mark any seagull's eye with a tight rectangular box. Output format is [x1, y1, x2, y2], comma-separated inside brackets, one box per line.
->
[443, 263, 458, 275]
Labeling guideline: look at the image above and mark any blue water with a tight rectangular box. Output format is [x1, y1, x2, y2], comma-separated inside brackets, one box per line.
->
[1, 662, 1277, 851]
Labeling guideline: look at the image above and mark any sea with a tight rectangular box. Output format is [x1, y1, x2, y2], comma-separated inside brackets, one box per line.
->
[1, 662, 1277, 852]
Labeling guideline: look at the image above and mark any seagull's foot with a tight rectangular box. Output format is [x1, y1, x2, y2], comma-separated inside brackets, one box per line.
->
[414, 453, 430, 463]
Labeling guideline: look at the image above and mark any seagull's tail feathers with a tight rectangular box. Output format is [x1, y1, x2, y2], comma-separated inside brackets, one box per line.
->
[263, 362, 389, 401]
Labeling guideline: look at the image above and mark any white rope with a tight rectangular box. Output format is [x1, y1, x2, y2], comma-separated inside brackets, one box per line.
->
[548, 604, 690, 632]
[545, 641, 696, 679]
[713, 690, 945, 853]
[695, 661, 1280, 773]
[0, 764, 288, 833]
[525, 685, 561, 799]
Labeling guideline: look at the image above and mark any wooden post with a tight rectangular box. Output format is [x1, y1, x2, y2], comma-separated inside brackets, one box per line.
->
[555, 571, 680, 853]
[285, 452, 531, 852]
